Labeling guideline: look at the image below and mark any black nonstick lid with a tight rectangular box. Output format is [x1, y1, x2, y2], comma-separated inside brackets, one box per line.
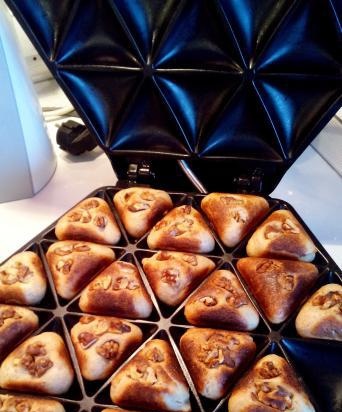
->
[5, 0, 342, 193]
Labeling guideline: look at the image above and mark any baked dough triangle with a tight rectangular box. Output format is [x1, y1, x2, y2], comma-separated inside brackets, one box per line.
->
[55, 197, 121, 245]
[110, 339, 191, 412]
[71, 315, 143, 380]
[228, 354, 315, 411]
[147, 205, 215, 253]
[46, 241, 115, 299]
[0, 332, 74, 395]
[142, 251, 215, 306]
[0, 394, 65, 412]
[0, 251, 47, 305]
[246, 210, 316, 262]
[295, 283, 342, 341]
[113, 187, 173, 238]
[79, 261, 153, 318]
[201, 193, 269, 247]
[0, 305, 38, 360]
[184, 270, 259, 331]
[237, 257, 319, 324]
[180, 328, 256, 399]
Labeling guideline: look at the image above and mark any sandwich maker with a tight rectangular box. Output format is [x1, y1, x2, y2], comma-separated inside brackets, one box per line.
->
[2, 1, 342, 411]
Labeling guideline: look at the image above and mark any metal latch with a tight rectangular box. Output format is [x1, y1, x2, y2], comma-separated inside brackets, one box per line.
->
[233, 168, 264, 193]
[127, 161, 155, 184]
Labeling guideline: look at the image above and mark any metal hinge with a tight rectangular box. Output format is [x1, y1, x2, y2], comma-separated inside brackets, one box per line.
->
[127, 161, 155, 184]
[233, 168, 264, 193]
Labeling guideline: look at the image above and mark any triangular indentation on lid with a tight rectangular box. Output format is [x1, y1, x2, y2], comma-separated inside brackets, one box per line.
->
[218, 0, 290, 67]
[109, 78, 191, 155]
[237, 257, 319, 324]
[59, 69, 142, 146]
[10, 0, 75, 57]
[155, 72, 241, 151]
[154, 0, 242, 71]
[254, 76, 341, 158]
[55, 0, 141, 67]
[198, 85, 284, 160]
[113, 0, 180, 63]
[256, 0, 341, 75]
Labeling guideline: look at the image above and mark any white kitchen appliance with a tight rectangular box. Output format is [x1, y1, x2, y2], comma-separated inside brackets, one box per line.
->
[0, 1, 56, 202]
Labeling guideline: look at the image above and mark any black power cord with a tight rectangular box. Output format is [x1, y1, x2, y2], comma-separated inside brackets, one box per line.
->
[56, 120, 97, 155]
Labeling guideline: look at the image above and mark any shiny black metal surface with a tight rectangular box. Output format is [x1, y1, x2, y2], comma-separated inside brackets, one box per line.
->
[5, 0, 342, 193]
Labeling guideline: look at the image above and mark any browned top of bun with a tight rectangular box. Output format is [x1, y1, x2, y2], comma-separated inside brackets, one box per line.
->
[55, 197, 121, 245]
[184, 270, 259, 331]
[110, 339, 190, 412]
[237, 257, 319, 323]
[147, 205, 215, 253]
[113, 187, 173, 238]
[201, 193, 269, 247]
[246, 210, 316, 262]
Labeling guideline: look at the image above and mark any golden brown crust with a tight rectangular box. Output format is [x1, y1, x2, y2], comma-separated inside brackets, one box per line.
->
[228, 354, 315, 412]
[246, 210, 316, 262]
[0, 332, 74, 395]
[113, 188, 173, 238]
[147, 205, 215, 253]
[237, 258, 319, 324]
[0, 251, 47, 305]
[0, 305, 39, 360]
[142, 251, 215, 306]
[184, 270, 259, 331]
[70, 315, 143, 381]
[110, 339, 190, 412]
[46, 241, 115, 299]
[79, 261, 153, 319]
[55, 197, 121, 245]
[180, 328, 256, 399]
[295, 283, 342, 341]
[0, 394, 65, 412]
[201, 193, 269, 248]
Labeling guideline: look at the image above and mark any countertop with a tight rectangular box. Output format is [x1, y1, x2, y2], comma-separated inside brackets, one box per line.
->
[0, 80, 341, 269]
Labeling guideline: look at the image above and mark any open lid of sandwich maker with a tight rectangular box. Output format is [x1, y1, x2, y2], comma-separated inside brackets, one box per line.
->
[5, 0, 342, 193]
